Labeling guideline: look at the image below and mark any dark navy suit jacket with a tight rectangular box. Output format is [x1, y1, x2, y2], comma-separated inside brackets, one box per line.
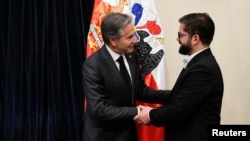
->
[150, 48, 224, 141]
[82, 45, 168, 141]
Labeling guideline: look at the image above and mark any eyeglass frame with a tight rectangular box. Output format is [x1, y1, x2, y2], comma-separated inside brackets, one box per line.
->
[177, 32, 190, 39]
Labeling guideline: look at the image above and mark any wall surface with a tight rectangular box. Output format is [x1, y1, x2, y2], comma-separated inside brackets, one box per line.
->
[155, 0, 250, 124]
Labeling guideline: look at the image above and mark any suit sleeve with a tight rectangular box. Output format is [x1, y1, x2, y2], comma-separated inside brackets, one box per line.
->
[149, 63, 219, 126]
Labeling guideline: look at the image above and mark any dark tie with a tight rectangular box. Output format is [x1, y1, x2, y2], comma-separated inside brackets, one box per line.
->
[117, 56, 132, 97]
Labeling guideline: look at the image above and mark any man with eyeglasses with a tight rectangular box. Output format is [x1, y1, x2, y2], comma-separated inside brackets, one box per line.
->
[134, 13, 224, 141]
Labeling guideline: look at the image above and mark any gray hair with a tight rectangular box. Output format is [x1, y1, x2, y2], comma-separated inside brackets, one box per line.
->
[101, 12, 133, 45]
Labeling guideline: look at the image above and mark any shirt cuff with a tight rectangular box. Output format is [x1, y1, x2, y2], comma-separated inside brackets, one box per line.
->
[148, 110, 151, 121]
[137, 107, 140, 115]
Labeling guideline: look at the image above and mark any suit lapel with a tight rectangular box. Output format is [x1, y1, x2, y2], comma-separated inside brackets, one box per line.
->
[100, 46, 132, 102]
[100, 46, 120, 76]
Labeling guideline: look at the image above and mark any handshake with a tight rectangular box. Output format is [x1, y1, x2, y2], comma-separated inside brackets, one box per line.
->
[133, 105, 154, 125]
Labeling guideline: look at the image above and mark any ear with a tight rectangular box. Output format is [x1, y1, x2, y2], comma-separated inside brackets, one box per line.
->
[192, 34, 200, 45]
[109, 37, 117, 47]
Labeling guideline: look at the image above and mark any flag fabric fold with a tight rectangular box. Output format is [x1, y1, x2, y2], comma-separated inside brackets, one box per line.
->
[86, 1, 167, 141]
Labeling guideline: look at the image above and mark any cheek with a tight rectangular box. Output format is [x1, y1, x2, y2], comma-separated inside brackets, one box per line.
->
[179, 39, 188, 45]
[123, 40, 131, 46]
[179, 40, 183, 44]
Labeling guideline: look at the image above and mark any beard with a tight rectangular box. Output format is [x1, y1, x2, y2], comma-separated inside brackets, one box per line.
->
[178, 41, 192, 55]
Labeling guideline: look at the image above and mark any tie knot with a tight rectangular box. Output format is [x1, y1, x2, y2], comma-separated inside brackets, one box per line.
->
[117, 56, 124, 64]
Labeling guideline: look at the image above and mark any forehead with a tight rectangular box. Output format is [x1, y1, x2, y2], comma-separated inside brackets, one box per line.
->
[179, 23, 186, 32]
[122, 23, 135, 35]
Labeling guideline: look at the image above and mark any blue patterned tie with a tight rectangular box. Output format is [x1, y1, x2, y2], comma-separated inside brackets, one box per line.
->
[117, 56, 132, 97]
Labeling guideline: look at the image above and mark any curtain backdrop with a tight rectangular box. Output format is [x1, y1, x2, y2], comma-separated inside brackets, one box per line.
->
[0, 0, 94, 141]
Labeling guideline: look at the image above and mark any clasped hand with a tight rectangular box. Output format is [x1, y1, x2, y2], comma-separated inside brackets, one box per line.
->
[133, 105, 153, 125]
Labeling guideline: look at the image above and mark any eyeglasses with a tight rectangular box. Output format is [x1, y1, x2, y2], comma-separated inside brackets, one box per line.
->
[178, 32, 189, 39]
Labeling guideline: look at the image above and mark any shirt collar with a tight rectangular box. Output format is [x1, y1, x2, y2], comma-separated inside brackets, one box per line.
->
[106, 45, 121, 62]
[183, 47, 209, 68]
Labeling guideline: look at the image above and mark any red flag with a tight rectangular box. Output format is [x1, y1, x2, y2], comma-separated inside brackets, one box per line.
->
[86, 1, 166, 141]
[130, 1, 166, 141]
[86, 0, 129, 57]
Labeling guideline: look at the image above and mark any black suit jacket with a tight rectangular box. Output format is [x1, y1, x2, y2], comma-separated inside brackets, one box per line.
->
[150, 48, 224, 141]
[82, 45, 167, 141]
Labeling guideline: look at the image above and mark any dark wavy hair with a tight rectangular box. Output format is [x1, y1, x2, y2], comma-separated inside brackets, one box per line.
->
[179, 13, 215, 46]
